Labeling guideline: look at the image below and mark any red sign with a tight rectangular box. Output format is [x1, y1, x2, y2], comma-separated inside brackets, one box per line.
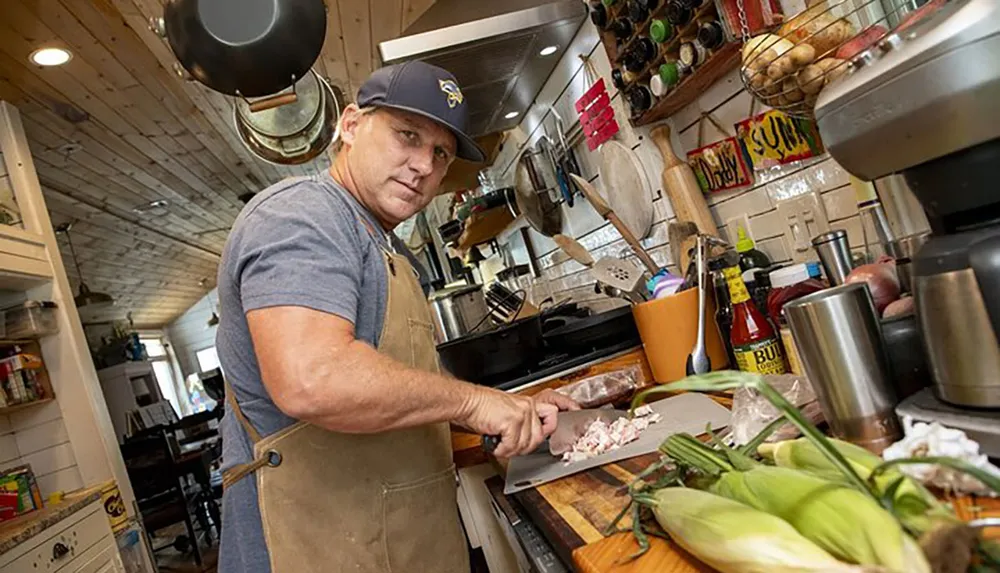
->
[687, 137, 754, 194]
[575, 78, 619, 150]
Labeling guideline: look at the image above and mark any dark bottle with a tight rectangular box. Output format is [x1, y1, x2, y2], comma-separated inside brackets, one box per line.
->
[633, 37, 657, 64]
[697, 20, 726, 50]
[627, 0, 649, 23]
[711, 266, 737, 369]
[665, 1, 693, 26]
[611, 68, 626, 90]
[590, 2, 609, 28]
[623, 48, 646, 73]
[626, 85, 653, 114]
[610, 18, 634, 40]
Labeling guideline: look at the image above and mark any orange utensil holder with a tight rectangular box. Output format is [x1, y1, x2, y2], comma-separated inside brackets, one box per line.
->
[632, 287, 730, 383]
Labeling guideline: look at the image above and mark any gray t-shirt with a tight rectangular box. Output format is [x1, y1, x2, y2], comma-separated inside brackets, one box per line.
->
[216, 171, 393, 573]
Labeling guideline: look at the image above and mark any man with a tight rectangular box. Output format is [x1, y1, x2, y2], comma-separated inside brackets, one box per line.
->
[216, 61, 578, 573]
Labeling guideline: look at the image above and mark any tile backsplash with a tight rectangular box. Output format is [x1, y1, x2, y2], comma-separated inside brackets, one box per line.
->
[0, 400, 82, 497]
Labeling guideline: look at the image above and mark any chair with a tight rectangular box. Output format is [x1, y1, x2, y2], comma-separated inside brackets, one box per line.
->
[121, 432, 203, 566]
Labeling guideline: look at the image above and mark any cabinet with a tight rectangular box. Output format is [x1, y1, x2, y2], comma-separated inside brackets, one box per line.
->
[0, 498, 124, 573]
[97, 362, 164, 444]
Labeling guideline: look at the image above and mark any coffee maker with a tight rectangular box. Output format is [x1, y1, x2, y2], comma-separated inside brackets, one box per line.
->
[815, 0, 1000, 414]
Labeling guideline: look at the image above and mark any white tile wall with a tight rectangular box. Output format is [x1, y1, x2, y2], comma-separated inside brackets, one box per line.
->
[0, 402, 83, 497]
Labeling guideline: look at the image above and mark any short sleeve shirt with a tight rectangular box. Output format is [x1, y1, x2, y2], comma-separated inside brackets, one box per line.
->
[215, 171, 393, 573]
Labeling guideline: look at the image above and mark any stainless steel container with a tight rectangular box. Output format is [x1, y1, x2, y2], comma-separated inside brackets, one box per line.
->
[811, 230, 853, 286]
[890, 232, 930, 294]
[429, 285, 489, 343]
[786, 283, 901, 453]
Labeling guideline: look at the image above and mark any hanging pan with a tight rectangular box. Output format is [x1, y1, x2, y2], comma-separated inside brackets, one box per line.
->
[234, 70, 340, 165]
[514, 145, 563, 237]
[163, 0, 327, 98]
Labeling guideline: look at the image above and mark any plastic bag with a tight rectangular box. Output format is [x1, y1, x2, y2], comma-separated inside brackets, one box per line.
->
[730, 373, 825, 446]
[555, 365, 640, 408]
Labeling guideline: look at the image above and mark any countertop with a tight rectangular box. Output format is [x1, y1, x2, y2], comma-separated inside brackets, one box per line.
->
[0, 483, 105, 555]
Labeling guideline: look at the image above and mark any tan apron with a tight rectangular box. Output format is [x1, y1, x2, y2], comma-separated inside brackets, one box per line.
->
[222, 226, 468, 573]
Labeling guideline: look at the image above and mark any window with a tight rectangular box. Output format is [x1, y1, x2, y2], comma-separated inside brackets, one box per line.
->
[141, 336, 190, 416]
[196, 347, 220, 372]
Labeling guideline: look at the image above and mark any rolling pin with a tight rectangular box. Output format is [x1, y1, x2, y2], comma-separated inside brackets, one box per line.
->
[650, 125, 719, 238]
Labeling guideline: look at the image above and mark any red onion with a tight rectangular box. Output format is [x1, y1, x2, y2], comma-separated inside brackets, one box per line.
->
[845, 263, 900, 314]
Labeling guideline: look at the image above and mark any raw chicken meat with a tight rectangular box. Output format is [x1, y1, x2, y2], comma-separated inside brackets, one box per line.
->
[561, 405, 662, 464]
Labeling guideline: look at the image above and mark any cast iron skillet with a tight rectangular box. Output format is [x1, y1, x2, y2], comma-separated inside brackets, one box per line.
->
[164, 0, 327, 97]
[543, 306, 639, 354]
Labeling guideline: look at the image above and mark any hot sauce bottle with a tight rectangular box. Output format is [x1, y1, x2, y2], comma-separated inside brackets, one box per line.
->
[723, 265, 786, 375]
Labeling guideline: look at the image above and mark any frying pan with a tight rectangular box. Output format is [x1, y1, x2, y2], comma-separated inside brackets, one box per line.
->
[164, 0, 327, 98]
[542, 306, 639, 353]
[514, 147, 563, 237]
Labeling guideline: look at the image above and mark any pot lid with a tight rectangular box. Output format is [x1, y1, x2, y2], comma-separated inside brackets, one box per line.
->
[235, 72, 323, 139]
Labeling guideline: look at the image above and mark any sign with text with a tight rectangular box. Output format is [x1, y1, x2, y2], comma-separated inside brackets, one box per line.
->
[687, 137, 754, 194]
[735, 110, 824, 171]
[575, 78, 619, 151]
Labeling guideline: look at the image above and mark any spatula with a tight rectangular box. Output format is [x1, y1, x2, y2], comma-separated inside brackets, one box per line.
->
[592, 257, 644, 294]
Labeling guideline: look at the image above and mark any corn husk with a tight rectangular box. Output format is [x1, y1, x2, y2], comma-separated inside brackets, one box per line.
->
[648, 487, 878, 573]
[710, 466, 930, 573]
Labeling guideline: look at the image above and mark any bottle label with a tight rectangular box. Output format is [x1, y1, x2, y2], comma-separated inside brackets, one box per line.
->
[734, 338, 787, 375]
[723, 266, 750, 305]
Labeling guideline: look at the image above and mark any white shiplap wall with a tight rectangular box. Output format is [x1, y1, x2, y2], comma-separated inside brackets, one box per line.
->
[0, 400, 83, 497]
[486, 19, 915, 310]
[166, 288, 218, 380]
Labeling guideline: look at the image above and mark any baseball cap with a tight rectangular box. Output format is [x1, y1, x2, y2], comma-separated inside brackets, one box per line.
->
[357, 61, 486, 163]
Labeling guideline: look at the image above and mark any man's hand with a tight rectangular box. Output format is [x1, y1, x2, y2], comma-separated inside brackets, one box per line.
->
[457, 387, 582, 458]
[532, 389, 580, 436]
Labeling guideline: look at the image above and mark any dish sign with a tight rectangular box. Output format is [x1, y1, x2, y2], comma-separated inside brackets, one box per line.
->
[736, 110, 825, 170]
[687, 137, 754, 194]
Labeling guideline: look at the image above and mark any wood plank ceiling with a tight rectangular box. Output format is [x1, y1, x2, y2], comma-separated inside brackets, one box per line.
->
[0, 0, 436, 328]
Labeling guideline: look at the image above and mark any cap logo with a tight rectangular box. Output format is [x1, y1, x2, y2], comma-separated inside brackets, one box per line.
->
[438, 79, 464, 109]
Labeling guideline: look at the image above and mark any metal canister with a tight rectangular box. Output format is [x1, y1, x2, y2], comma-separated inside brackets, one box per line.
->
[812, 230, 853, 285]
[100, 480, 129, 534]
[785, 283, 901, 453]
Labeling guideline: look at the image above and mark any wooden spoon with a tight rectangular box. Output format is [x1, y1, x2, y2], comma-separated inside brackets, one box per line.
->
[569, 173, 659, 274]
[554, 234, 594, 267]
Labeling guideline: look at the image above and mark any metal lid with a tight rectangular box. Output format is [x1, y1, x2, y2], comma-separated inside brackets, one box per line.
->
[429, 284, 482, 301]
[235, 72, 323, 139]
[913, 226, 1000, 276]
[812, 229, 848, 246]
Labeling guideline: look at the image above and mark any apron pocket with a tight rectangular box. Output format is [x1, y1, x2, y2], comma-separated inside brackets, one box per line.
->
[407, 318, 439, 372]
[381, 465, 467, 573]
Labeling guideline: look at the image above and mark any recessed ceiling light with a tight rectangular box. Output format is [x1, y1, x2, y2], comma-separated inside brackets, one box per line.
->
[133, 199, 169, 214]
[504, 111, 520, 120]
[29, 47, 72, 67]
[539, 45, 559, 56]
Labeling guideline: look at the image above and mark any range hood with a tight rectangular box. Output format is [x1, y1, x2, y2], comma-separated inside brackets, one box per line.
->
[379, 0, 586, 138]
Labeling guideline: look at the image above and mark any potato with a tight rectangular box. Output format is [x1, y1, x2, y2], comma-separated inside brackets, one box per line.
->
[780, 4, 856, 58]
[797, 63, 826, 95]
[787, 44, 816, 67]
[762, 76, 782, 96]
[782, 77, 805, 102]
[818, 57, 848, 84]
[743, 34, 793, 66]
[746, 47, 779, 72]
[748, 69, 768, 92]
[767, 55, 796, 80]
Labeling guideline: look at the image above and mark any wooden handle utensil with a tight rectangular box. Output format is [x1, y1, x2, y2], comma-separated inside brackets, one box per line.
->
[569, 173, 659, 274]
[650, 125, 719, 237]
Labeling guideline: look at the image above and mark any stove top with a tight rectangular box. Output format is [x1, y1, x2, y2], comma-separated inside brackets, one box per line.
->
[493, 339, 642, 392]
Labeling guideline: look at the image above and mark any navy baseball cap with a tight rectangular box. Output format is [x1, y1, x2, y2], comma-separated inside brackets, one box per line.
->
[357, 61, 486, 163]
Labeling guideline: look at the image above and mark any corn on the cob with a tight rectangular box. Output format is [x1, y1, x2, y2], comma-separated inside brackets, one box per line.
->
[710, 465, 930, 573]
[647, 487, 877, 573]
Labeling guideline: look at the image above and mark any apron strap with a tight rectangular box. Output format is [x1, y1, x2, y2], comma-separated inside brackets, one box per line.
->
[225, 379, 263, 443]
[222, 450, 282, 490]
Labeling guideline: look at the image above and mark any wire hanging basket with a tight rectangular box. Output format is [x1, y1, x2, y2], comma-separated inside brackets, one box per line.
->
[737, 0, 938, 119]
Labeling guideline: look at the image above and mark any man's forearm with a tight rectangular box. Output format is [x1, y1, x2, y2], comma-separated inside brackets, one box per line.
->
[270, 338, 481, 433]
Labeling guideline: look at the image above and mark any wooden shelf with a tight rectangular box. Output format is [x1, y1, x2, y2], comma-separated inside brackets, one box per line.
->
[0, 396, 54, 415]
[457, 206, 515, 250]
[598, 0, 741, 127]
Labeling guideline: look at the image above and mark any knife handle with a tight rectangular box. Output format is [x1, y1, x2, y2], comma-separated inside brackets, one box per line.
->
[481, 435, 501, 453]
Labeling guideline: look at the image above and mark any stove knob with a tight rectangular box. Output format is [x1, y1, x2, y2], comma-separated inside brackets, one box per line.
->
[877, 33, 903, 54]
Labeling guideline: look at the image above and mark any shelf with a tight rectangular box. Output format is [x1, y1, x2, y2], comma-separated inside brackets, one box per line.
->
[632, 42, 741, 125]
[457, 206, 516, 250]
[0, 396, 54, 415]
